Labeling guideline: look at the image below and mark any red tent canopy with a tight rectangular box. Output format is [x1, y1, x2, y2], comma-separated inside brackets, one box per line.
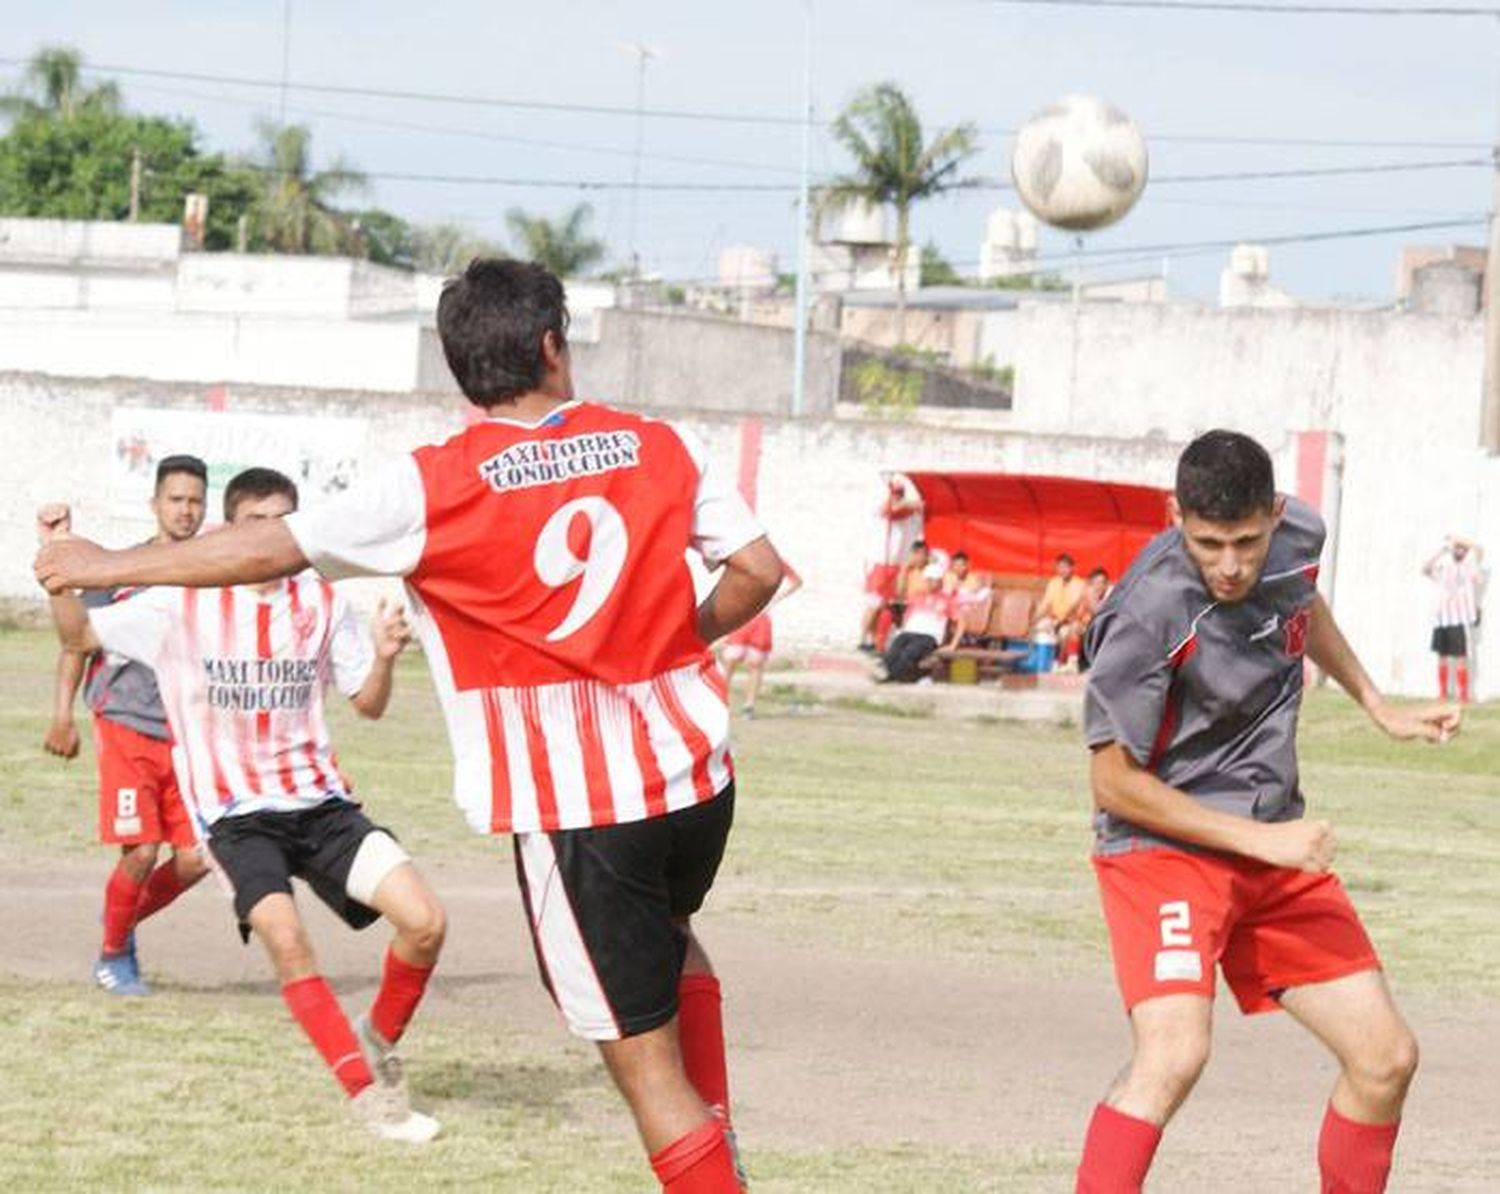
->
[904, 471, 1172, 580]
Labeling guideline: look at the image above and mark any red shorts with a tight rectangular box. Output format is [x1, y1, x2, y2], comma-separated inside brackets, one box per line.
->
[863, 563, 900, 608]
[723, 614, 773, 659]
[93, 716, 194, 848]
[1093, 848, 1380, 1015]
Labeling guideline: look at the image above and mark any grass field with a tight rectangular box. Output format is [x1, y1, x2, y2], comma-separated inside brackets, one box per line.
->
[1, 626, 1497, 1191]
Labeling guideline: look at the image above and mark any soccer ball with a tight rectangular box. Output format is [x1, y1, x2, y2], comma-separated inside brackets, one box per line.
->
[1010, 95, 1148, 232]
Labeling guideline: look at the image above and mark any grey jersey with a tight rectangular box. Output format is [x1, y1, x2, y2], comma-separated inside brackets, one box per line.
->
[1083, 497, 1326, 855]
[81, 587, 169, 741]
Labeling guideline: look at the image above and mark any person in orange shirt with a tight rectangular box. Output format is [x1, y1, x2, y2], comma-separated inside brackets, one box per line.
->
[1036, 553, 1088, 636]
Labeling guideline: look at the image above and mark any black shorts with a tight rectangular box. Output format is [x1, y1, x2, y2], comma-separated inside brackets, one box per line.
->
[1431, 624, 1469, 657]
[207, 800, 387, 939]
[513, 783, 734, 1041]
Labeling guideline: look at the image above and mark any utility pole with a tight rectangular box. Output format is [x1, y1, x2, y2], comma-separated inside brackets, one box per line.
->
[626, 42, 657, 280]
[790, 0, 814, 418]
[1484, 130, 1500, 450]
[279, 0, 293, 126]
[128, 148, 142, 221]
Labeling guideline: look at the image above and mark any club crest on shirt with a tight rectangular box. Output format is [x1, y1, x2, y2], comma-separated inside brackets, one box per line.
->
[1283, 607, 1310, 657]
[291, 606, 319, 649]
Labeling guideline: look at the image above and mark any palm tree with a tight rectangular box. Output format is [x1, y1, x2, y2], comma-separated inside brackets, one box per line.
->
[252, 121, 367, 255]
[822, 82, 978, 341]
[1, 46, 120, 121]
[505, 204, 606, 277]
[412, 222, 505, 273]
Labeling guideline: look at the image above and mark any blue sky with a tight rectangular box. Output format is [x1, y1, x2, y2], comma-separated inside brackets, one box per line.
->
[5, 0, 1497, 301]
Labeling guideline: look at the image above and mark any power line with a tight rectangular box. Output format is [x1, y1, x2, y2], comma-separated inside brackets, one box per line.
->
[1, 58, 1488, 153]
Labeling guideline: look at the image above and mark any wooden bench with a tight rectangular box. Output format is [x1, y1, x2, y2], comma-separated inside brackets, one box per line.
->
[927, 588, 1036, 681]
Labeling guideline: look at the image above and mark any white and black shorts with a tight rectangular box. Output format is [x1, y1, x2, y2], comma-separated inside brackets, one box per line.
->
[514, 783, 734, 1042]
[207, 800, 409, 941]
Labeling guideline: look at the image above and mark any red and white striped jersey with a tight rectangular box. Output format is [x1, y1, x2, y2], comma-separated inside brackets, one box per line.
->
[286, 400, 765, 836]
[1430, 553, 1482, 629]
[87, 576, 374, 832]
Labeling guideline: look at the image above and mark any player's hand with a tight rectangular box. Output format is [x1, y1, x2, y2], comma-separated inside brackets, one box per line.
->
[372, 597, 412, 660]
[1372, 700, 1460, 744]
[34, 536, 109, 594]
[1251, 819, 1337, 873]
[42, 718, 80, 759]
[36, 503, 72, 544]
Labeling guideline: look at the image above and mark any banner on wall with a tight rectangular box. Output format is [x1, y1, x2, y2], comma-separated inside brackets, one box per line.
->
[109, 407, 368, 526]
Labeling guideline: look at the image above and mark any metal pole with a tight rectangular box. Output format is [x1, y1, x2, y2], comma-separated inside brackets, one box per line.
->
[790, 0, 814, 418]
[279, 0, 292, 126]
[1483, 20, 1500, 452]
[628, 44, 654, 280]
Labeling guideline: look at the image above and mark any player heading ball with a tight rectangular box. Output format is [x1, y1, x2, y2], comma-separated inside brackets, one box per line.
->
[1074, 429, 1461, 1194]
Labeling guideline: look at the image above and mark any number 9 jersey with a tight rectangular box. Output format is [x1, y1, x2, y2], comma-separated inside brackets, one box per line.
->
[285, 400, 766, 835]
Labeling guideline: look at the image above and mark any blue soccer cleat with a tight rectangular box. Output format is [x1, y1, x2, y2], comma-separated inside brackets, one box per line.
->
[94, 940, 149, 997]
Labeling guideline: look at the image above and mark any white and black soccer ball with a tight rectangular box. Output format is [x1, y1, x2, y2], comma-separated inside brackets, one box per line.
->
[1010, 95, 1148, 233]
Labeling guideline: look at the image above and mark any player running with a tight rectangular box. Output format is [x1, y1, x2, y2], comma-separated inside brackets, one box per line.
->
[43, 453, 211, 996]
[38, 468, 447, 1144]
[35, 259, 785, 1192]
[1073, 430, 1459, 1194]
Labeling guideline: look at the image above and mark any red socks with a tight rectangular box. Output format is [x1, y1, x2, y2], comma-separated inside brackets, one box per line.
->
[134, 861, 190, 925]
[1319, 1104, 1399, 1194]
[650, 1119, 741, 1193]
[1076, 1103, 1162, 1194]
[1456, 662, 1470, 704]
[282, 976, 374, 1097]
[369, 947, 435, 1046]
[678, 973, 730, 1120]
[101, 865, 145, 954]
[1438, 659, 1451, 698]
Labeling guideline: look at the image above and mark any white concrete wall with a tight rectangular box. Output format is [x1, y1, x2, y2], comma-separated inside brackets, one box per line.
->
[0, 310, 421, 391]
[1010, 301, 1496, 698]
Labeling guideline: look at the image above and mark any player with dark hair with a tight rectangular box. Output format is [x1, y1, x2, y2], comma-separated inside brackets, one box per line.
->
[43, 453, 211, 995]
[38, 468, 447, 1143]
[37, 258, 785, 1192]
[1073, 429, 1459, 1193]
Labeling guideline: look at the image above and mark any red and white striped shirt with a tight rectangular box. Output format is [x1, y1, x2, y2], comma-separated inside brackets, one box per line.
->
[88, 575, 373, 832]
[285, 400, 764, 836]
[1431, 552, 1482, 629]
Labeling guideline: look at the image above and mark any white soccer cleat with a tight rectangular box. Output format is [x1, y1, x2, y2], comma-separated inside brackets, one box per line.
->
[351, 1083, 441, 1144]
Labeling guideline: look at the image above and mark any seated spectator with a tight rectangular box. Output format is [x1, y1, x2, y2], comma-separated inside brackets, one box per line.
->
[1062, 567, 1112, 670]
[1035, 553, 1087, 637]
[882, 563, 953, 682]
[943, 555, 995, 649]
[884, 539, 930, 638]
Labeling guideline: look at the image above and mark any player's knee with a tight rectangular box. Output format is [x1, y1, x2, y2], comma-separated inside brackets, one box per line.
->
[1350, 1028, 1419, 1098]
[408, 898, 447, 957]
[1135, 1031, 1211, 1096]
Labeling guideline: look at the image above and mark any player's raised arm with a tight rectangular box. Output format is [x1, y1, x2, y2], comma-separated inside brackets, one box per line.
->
[1305, 593, 1460, 743]
[35, 517, 307, 594]
[348, 598, 411, 721]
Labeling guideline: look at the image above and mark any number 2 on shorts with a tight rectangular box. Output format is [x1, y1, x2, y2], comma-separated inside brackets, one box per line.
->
[1158, 900, 1192, 947]
[534, 497, 630, 642]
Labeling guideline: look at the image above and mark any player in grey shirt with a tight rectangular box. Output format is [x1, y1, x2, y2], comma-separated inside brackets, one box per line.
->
[43, 454, 211, 996]
[1072, 431, 1458, 1194]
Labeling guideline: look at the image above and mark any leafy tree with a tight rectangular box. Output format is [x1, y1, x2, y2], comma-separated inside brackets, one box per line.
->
[822, 82, 978, 339]
[0, 46, 120, 122]
[250, 121, 366, 255]
[0, 106, 258, 249]
[411, 221, 505, 273]
[351, 208, 417, 269]
[505, 203, 606, 277]
[919, 240, 962, 287]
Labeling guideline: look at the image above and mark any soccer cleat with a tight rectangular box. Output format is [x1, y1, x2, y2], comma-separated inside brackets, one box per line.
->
[93, 948, 150, 997]
[354, 1013, 407, 1093]
[351, 1082, 440, 1144]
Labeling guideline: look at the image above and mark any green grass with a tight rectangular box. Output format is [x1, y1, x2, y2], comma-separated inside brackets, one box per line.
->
[2, 627, 1498, 1189]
